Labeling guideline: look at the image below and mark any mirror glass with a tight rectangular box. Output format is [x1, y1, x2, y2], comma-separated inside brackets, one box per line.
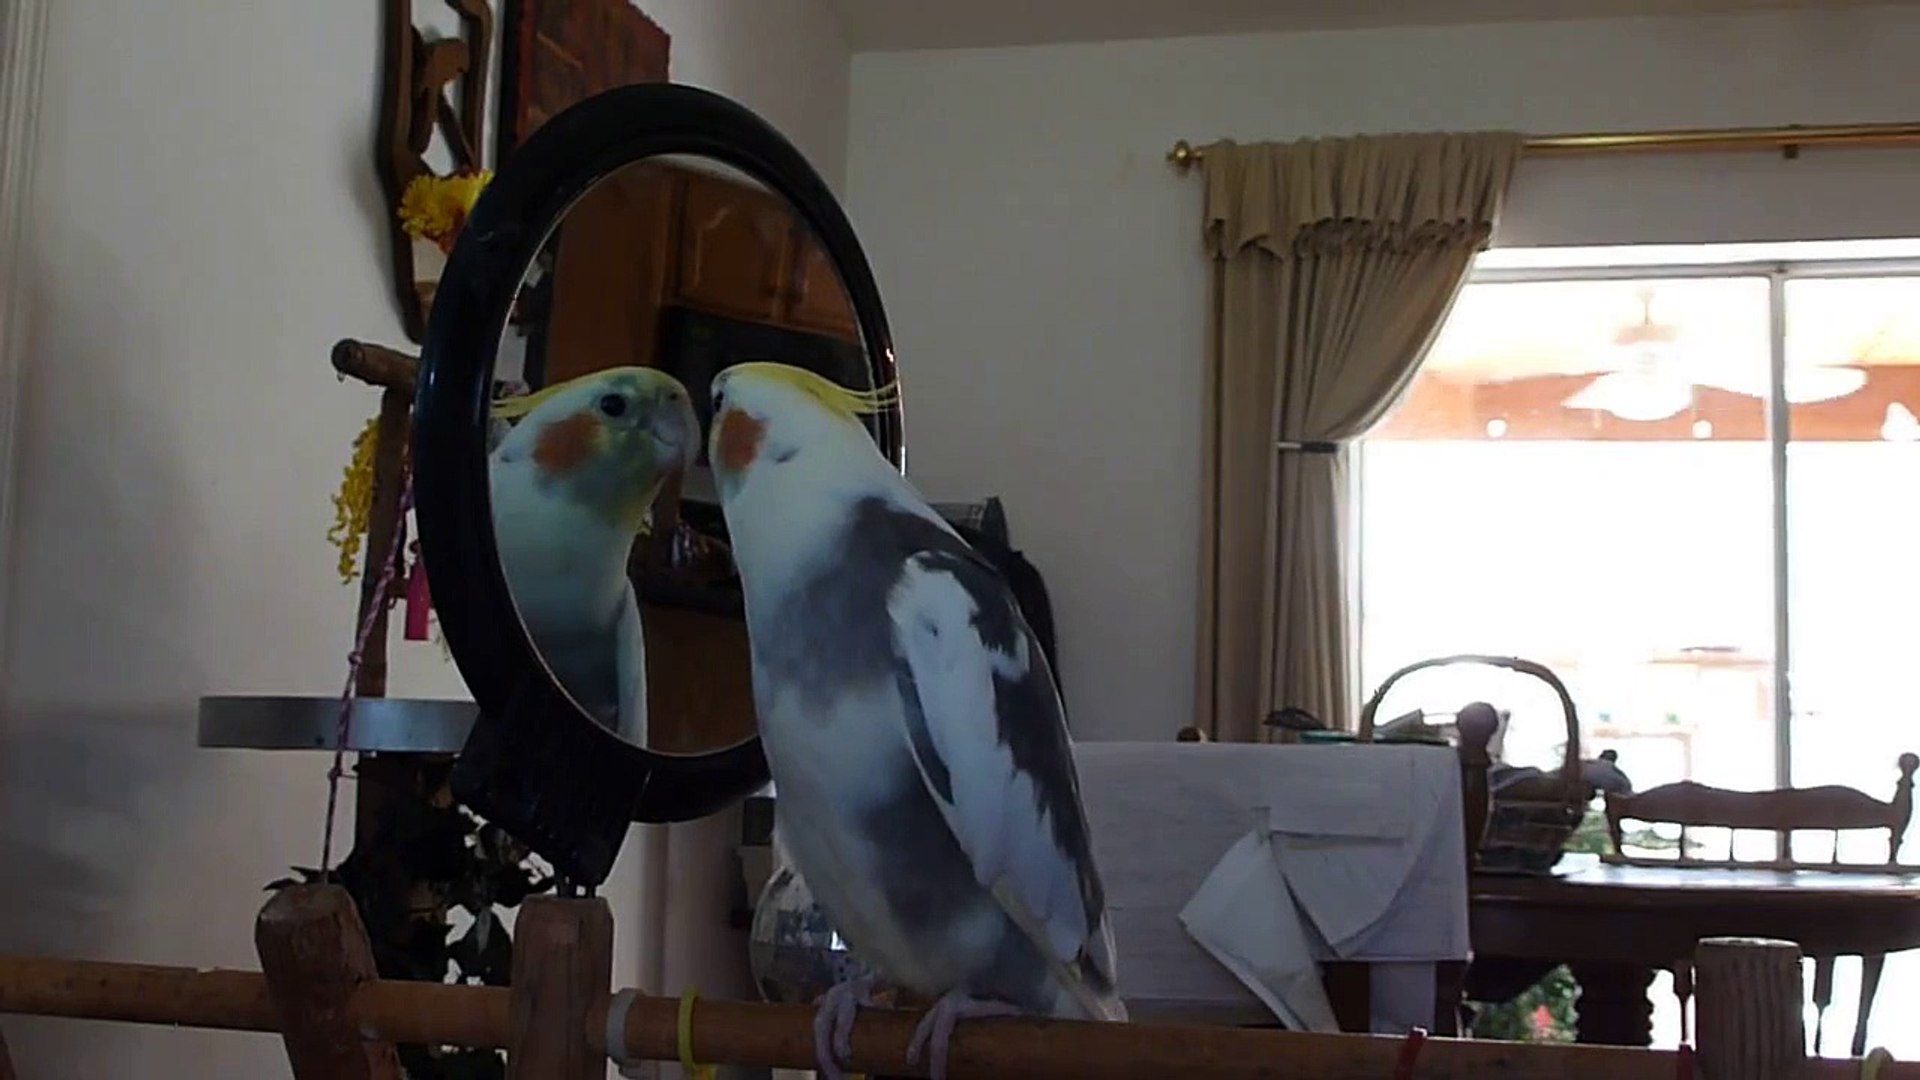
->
[485, 153, 880, 756]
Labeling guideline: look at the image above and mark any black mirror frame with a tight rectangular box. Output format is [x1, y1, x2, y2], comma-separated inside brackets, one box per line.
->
[412, 83, 903, 888]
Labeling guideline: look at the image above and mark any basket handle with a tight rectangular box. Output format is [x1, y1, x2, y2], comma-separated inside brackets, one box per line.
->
[1358, 653, 1583, 789]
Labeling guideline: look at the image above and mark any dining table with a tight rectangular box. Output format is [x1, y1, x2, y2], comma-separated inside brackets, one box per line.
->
[1466, 854, 1920, 1046]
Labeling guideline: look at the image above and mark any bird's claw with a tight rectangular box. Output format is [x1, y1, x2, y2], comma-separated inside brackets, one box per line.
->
[811, 973, 882, 1080]
[905, 990, 1024, 1080]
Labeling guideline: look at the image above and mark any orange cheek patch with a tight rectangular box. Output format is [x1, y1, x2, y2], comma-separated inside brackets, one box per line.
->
[533, 410, 601, 475]
[716, 410, 766, 472]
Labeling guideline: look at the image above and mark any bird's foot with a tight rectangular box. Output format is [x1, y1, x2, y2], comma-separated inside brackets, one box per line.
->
[905, 990, 1025, 1080]
[812, 972, 883, 1080]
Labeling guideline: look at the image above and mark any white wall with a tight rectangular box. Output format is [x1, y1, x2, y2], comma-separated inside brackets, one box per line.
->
[0, 1, 849, 1075]
[645, 0, 853, 192]
[845, 4, 1920, 742]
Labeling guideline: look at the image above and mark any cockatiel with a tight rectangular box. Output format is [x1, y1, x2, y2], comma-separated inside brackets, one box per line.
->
[707, 362, 1125, 1080]
[488, 366, 698, 745]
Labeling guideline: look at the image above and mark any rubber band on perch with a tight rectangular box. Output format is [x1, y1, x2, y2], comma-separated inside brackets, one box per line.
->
[604, 988, 649, 1077]
[1864, 1047, 1895, 1080]
[678, 987, 717, 1080]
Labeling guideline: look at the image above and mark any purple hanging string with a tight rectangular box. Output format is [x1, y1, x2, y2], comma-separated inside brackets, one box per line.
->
[320, 470, 417, 879]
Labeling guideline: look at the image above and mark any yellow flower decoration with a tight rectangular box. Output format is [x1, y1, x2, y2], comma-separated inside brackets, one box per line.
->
[329, 415, 379, 582]
[397, 169, 493, 244]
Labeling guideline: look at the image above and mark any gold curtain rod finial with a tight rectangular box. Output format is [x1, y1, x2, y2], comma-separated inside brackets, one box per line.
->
[1167, 139, 1204, 171]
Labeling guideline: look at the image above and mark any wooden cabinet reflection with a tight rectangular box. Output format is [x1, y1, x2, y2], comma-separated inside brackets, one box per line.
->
[534, 160, 860, 758]
[676, 171, 799, 326]
[640, 602, 758, 755]
[543, 161, 857, 384]
[541, 163, 679, 386]
[787, 234, 860, 338]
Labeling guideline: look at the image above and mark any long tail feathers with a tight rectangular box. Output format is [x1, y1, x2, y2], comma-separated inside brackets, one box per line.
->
[989, 880, 1128, 1023]
[1075, 917, 1128, 1022]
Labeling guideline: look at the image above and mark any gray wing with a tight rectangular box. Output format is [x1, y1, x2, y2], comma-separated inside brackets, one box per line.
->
[884, 547, 1123, 1019]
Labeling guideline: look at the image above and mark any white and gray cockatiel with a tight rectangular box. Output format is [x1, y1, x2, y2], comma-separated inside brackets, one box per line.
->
[706, 361, 1126, 1080]
[488, 366, 698, 745]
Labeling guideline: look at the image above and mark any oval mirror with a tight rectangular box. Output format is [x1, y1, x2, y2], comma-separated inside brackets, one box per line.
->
[412, 85, 901, 886]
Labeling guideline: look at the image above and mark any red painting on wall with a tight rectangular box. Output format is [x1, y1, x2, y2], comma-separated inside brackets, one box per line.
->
[498, 0, 670, 160]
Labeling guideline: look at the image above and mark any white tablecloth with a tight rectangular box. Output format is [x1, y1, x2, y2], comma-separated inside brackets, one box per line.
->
[1072, 741, 1471, 1033]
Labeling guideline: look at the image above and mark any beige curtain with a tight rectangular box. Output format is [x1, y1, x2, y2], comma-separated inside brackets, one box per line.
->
[1195, 132, 1524, 742]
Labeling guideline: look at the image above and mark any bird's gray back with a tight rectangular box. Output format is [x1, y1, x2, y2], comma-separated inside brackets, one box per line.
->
[751, 495, 1113, 1012]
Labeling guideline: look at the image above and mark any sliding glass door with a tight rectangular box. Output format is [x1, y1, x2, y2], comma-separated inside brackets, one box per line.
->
[1358, 261, 1919, 797]
[1780, 275, 1920, 853]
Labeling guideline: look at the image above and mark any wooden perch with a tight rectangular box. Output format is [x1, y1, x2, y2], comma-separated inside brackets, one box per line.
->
[1696, 937, 1803, 1080]
[333, 339, 421, 396]
[352, 385, 414, 698]
[0, 950, 1911, 1079]
[255, 884, 402, 1079]
[509, 897, 612, 1080]
[0, 955, 505, 1047]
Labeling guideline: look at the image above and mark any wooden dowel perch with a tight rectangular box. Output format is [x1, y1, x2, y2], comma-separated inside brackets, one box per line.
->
[0, 894, 1899, 1079]
[352, 384, 413, 698]
[0, 955, 507, 1048]
[332, 338, 421, 397]
[0, 952, 1910, 1078]
[329, 336, 432, 700]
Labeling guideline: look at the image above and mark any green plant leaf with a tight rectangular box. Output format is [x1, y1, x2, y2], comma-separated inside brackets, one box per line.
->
[1469, 964, 1579, 1042]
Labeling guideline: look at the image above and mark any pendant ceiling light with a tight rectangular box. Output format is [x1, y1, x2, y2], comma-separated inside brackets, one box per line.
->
[1562, 289, 1694, 420]
[1562, 287, 1868, 422]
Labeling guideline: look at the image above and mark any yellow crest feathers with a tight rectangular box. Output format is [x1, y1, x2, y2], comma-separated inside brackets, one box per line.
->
[729, 361, 899, 422]
[491, 366, 659, 421]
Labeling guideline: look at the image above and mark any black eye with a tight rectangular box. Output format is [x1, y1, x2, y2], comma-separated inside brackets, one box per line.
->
[598, 393, 627, 418]
[711, 389, 726, 411]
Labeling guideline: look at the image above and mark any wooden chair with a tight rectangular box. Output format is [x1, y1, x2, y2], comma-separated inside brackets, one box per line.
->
[1602, 752, 1919, 1056]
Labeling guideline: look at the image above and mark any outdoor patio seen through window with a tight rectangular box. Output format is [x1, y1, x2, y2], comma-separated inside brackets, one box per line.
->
[1357, 244, 1920, 865]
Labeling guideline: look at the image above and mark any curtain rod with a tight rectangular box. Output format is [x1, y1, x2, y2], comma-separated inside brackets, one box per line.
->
[1164, 121, 1920, 170]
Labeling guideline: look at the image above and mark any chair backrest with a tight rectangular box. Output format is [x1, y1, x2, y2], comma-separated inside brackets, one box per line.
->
[1603, 752, 1919, 869]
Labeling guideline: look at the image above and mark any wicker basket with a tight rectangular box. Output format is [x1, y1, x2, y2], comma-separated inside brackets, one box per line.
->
[1359, 654, 1588, 875]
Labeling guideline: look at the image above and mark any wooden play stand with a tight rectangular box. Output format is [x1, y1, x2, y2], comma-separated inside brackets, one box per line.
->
[0, 350, 1908, 1077]
[0, 893, 1908, 1077]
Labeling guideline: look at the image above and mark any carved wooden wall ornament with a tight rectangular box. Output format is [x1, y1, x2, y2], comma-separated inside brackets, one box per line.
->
[377, 0, 494, 344]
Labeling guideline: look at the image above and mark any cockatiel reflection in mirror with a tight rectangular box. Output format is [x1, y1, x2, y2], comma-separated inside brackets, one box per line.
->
[488, 366, 698, 745]
[707, 361, 1126, 1080]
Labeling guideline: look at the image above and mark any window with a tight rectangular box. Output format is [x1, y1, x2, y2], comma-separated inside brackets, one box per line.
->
[1358, 245, 1920, 803]
[1782, 274, 1920, 858]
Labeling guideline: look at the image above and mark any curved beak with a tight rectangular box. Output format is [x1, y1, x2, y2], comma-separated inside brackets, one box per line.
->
[651, 391, 701, 473]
